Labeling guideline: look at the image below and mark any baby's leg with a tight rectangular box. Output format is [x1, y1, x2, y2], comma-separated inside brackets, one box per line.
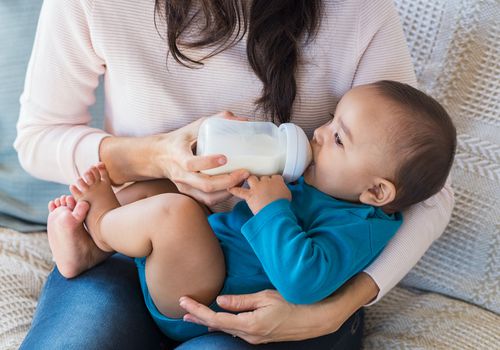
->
[70, 163, 225, 318]
[46, 177, 181, 279]
[115, 178, 179, 205]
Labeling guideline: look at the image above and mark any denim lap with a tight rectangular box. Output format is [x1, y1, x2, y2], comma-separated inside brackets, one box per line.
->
[20, 254, 171, 350]
[20, 254, 363, 350]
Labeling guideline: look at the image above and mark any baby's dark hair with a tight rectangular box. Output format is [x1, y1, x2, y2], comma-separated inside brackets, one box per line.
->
[372, 80, 456, 213]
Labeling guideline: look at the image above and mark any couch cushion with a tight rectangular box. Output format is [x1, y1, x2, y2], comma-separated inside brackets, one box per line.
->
[0, 0, 104, 232]
[0, 226, 498, 350]
[393, 0, 500, 315]
[363, 286, 500, 349]
[0, 228, 52, 349]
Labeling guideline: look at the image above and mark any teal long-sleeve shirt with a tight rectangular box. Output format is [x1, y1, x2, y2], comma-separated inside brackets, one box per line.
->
[209, 177, 402, 305]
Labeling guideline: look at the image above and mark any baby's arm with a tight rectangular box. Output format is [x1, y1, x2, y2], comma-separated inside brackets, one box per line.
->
[240, 200, 377, 304]
[230, 175, 388, 305]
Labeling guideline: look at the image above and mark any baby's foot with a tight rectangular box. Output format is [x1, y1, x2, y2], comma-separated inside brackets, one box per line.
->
[70, 163, 120, 252]
[47, 195, 108, 278]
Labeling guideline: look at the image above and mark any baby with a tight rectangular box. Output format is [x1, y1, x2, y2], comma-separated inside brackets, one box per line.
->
[48, 80, 456, 341]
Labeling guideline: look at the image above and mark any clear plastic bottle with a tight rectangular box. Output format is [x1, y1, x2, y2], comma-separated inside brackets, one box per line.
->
[196, 118, 312, 183]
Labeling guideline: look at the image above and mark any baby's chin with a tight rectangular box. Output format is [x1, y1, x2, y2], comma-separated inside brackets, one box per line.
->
[303, 164, 315, 186]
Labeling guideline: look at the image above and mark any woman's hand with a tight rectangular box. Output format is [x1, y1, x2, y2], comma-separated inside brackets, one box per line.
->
[156, 111, 250, 206]
[178, 273, 379, 344]
[179, 290, 335, 344]
[101, 110, 250, 206]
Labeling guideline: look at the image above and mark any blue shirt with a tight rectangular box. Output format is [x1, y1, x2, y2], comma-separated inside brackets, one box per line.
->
[209, 177, 402, 305]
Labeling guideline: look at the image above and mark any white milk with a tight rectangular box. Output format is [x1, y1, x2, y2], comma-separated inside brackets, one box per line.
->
[201, 134, 285, 176]
[197, 118, 312, 183]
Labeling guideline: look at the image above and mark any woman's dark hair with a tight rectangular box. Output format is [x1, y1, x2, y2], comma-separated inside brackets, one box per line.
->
[154, 0, 322, 124]
[373, 80, 457, 213]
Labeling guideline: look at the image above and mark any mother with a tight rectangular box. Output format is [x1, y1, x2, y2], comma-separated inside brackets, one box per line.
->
[14, 0, 453, 349]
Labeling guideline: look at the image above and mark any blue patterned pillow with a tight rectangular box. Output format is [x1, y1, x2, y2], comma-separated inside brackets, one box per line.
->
[0, 0, 104, 232]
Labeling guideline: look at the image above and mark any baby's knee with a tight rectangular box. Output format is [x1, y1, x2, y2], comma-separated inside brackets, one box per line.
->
[148, 193, 208, 246]
[154, 193, 202, 217]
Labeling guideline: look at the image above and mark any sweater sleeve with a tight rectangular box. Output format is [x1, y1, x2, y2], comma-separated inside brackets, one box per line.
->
[241, 199, 381, 305]
[352, 0, 417, 87]
[351, 0, 454, 304]
[363, 181, 454, 305]
[13, 0, 110, 184]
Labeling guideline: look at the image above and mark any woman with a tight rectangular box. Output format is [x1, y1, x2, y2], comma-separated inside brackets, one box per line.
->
[15, 0, 454, 349]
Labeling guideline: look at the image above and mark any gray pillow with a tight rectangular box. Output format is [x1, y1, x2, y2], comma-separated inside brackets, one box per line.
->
[0, 0, 103, 232]
[394, 0, 500, 314]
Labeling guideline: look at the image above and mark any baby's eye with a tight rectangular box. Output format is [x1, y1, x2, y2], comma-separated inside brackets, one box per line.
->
[334, 132, 343, 146]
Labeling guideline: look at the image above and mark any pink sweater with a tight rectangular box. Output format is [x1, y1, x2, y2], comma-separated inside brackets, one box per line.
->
[14, 0, 454, 304]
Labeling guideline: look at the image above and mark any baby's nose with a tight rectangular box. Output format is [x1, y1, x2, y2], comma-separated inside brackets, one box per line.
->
[312, 130, 322, 145]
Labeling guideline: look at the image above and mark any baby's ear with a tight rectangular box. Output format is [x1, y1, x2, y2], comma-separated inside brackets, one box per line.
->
[359, 178, 396, 207]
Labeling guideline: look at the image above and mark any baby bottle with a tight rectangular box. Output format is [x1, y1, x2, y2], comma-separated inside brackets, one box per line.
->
[196, 118, 312, 183]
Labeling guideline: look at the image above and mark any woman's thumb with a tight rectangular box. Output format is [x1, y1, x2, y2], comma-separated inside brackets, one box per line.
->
[216, 293, 263, 312]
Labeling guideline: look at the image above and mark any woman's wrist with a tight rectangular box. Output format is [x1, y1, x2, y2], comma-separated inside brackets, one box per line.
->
[313, 272, 379, 335]
[99, 134, 169, 185]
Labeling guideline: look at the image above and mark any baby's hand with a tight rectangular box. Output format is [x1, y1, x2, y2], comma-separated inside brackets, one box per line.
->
[229, 175, 292, 215]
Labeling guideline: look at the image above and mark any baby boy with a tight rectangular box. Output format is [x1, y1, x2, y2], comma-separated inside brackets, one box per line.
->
[48, 80, 456, 341]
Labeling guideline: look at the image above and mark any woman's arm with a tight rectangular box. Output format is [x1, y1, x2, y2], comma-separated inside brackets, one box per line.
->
[363, 181, 454, 303]
[179, 272, 378, 344]
[14, 0, 247, 205]
[180, 184, 453, 343]
[98, 114, 249, 205]
[14, 0, 107, 184]
[352, 0, 454, 303]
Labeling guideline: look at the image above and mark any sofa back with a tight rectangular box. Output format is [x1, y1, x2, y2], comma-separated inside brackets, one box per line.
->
[394, 0, 500, 314]
[0, 0, 104, 231]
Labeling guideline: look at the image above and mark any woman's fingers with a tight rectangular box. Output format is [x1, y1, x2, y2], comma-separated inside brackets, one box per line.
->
[162, 113, 253, 205]
[181, 154, 227, 173]
[214, 292, 265, 312]
[179, 297, 249, 331]
[176, 184, 232, 206]
[177, 170, 249, 194]
[179, 291, 297, 344]
[218, 110, 235, 118]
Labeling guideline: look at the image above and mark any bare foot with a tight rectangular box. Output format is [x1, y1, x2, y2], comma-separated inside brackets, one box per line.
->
[70, 163, 120, 252]
[47, 195, 111, 278]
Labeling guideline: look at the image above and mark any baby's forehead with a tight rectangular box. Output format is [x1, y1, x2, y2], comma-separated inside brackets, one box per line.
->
[344, 84, 394, 104]
[340, 86, 402, 127]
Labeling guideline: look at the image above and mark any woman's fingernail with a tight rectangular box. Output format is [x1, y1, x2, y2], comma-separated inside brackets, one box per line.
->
[216, 295, 227, 304]
[218, 157, 226, 165]
[184, 315, 196, 323]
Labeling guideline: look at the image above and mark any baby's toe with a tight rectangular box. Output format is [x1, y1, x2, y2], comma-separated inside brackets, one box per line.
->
[77, 178, 89, 191]
[66, 195, 77, 209]
[90, 166, 101, 183]
[84, 169, 96, 185]
[97, 162, 110, 182]
[60, 195, 67, 207]
[48, 200, 56, 212]
[54, 198, 61, 207]
[69, 184, 82, 198]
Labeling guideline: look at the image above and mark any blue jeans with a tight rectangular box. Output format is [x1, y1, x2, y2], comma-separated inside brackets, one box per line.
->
[20, 254, 363, 350]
